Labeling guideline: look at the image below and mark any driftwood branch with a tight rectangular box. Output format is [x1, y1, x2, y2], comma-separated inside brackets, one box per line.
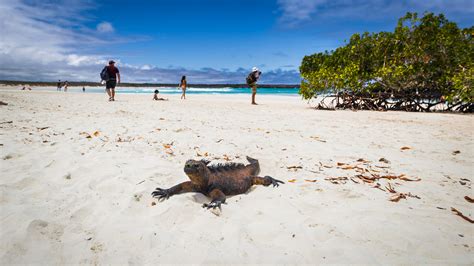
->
[314, 91, 473, 113]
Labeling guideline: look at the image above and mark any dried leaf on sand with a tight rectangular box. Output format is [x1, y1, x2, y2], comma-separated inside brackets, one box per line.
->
[355, 175, 375, 183]
[93, 131, 100, 137]
[390, 192, 420, 202]
[196, 151, 208, 157]
[400, 146, 412, 150]
[356, 158, 371, 163]
[162, 141, 174, 149]
[304, 179, 317, 182]
[398, 175, 421, 181]
[287, 165, 303, 170]
[464, 196, 474, 203]
[288, 179, 296, 183]
[380, 175, 399, 180]
[325, 176, 348, 184]
[390, 193, 406, 202]
[341, 165, 355, 170]
[80, 132, 92, 138]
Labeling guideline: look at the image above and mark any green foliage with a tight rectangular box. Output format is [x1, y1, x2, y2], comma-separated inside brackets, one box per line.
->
[299, 12, 474, 104]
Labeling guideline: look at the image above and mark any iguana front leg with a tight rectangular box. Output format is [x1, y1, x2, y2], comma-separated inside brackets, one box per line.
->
[152, 181, 198, 200]
[202, 188, 226, 210]
[252, 176, 284, 187]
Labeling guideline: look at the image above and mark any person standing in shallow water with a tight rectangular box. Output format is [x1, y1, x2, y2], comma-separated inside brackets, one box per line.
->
[63, 81, 69, 92]
[246, 67, 261, 105]
[105, 60, 120, 101]
[57, 80, 61, 91]
[180, 76, 187, 99]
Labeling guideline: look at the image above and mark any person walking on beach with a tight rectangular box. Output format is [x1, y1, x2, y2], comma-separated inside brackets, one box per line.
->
[104, 60, 120, 101]
[57, 80, 61, 91]
[180, 76, 187, 99]
[246, 67, 261, 105]
[82, 87, 85, 92]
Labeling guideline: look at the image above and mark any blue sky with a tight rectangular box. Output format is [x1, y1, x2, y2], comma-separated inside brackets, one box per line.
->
[0, 0, 473, 84]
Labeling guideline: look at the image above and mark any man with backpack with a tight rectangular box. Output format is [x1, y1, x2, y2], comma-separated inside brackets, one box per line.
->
[101, 60, 120, 101]
[246, 67, 261, 105]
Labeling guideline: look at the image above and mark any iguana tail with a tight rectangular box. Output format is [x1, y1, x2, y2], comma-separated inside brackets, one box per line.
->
[246, 156, 260, 176]
[246, 156, 258, 165]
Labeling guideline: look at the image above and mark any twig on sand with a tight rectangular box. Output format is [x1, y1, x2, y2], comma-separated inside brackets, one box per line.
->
[372, 183, 386, 192]
[287, 165, 303, 170]
[385, 182, 396, 193]
[350, 177, 359, 184]
[451, 207, 474, 223]
[136, 180, 145, 185]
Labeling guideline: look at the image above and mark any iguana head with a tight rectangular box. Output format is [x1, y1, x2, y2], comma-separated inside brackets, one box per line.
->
[184, 159, 210, 184]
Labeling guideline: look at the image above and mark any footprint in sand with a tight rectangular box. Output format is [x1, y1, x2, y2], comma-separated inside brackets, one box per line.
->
[26, 219, 64, 242]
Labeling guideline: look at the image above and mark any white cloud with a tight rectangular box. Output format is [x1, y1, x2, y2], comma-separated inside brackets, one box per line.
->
[96, 21, 114, 33]
[0, 0, 300, 83]
[277, 0, 325, 25]
[140, 64, 153, 70]
[66, 54, 105, 66]
[0, 0, 106, 66]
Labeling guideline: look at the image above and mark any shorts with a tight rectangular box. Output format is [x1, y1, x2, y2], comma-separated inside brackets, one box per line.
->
[249, 83, 257, 93]
[106, 80, 117, 89]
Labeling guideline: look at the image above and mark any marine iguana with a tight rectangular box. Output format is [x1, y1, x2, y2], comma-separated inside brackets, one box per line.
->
[151, 156, 283, 209]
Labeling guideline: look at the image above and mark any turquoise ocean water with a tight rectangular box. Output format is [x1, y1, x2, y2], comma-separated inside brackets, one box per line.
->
[31, 86, 300, 95]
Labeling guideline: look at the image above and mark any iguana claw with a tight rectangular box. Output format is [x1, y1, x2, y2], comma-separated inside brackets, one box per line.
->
[202, 200, 224, 210]
[151, 188, 171, 200]
[265, 176, 284, 187]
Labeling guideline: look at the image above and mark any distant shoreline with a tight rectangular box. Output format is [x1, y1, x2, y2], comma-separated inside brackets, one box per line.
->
[0, 80, 300, 89]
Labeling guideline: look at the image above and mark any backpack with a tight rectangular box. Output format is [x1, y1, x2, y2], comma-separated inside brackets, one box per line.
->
[100, 66, 109, 81]
[246, 72, 256, 85]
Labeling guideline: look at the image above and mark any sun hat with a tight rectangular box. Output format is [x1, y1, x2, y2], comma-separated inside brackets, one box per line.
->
[109, 60, 115, 64]
[252, 67, 259, 72]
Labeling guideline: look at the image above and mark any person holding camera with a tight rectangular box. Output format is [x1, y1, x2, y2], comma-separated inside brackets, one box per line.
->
[246, 67, 261, 105]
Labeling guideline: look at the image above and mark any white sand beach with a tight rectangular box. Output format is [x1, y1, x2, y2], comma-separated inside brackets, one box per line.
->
[1, 88, 473, 264]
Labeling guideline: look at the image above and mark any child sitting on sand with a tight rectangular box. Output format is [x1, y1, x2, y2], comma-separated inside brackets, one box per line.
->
[153, 89, 168, 101]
